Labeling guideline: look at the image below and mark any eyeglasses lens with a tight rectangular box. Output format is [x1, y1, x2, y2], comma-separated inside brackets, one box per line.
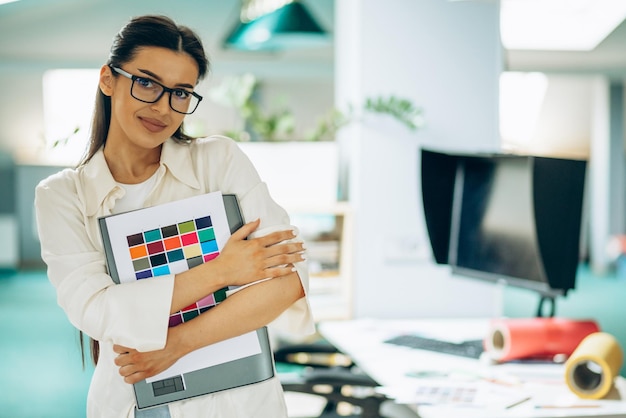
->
[130, 78, 199, 114]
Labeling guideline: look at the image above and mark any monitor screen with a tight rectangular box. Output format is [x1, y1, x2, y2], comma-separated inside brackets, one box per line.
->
[449, 157, 552, 295]
[421, 149, 587, 299]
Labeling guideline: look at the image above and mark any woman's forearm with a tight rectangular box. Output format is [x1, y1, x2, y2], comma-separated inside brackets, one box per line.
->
[173, 271, 305, 356]
[114, 271, 305, 383]
[168, 220, 305, 315]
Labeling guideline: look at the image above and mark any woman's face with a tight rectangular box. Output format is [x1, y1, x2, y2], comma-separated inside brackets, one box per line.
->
[101, 46, 200, 151]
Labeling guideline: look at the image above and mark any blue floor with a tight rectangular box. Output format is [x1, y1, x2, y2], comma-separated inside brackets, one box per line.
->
[0, 270, 93, 418]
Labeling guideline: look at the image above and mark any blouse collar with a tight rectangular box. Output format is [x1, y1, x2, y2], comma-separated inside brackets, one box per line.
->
[81, 138, 201, 216]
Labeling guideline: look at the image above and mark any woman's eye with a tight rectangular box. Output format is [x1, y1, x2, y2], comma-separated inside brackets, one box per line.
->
[135, 77, 154, 89]
[173, 89, 191, 100]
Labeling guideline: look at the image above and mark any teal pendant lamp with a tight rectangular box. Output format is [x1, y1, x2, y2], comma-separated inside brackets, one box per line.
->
[223, 1, 329, 51]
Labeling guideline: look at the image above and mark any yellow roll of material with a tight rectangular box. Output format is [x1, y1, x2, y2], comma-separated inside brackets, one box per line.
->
[564, 332, 624, 399]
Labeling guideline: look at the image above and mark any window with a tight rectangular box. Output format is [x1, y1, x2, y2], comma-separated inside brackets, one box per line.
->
[42, 69, 99, 165]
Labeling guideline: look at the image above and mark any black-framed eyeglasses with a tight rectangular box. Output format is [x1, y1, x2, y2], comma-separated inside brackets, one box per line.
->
[110, 66, 203, 115]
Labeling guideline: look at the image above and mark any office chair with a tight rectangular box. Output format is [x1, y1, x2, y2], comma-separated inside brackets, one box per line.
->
[275, 340, 390, 418]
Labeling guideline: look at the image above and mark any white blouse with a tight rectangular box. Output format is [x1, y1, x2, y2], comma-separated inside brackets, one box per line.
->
[113, 171, 158, 214]
[35, 136, 315, 418]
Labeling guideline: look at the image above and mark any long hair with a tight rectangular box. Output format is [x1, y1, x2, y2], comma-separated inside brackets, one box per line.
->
[78, 15, 210, 367]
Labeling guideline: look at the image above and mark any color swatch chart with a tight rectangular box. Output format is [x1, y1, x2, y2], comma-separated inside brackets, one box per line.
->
[126, 215, 230, 327]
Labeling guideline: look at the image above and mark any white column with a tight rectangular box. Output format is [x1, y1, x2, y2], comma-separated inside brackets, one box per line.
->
[334, 0, 503, 319]
[589, 76, 611, 274]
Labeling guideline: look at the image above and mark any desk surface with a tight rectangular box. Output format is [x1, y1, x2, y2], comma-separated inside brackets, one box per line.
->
[318, 318, 626, 418]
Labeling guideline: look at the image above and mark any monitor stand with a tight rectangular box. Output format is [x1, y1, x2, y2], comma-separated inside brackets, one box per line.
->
[536, 295, 556, 318]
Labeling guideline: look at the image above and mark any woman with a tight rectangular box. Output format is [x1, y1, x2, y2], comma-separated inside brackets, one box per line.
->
[35, 15, 314, 418]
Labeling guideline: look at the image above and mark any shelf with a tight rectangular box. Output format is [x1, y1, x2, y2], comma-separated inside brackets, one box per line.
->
[290, 202, 353, 321]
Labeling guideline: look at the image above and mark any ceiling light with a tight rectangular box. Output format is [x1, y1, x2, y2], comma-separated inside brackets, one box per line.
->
[223, 1, 329, 51]
[501, 0, 626, 51]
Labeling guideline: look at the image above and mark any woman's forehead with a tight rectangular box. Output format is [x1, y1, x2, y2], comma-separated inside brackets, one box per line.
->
[127, 46, 199, 85]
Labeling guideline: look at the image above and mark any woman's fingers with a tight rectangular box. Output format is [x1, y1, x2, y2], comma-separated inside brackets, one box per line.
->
[113, 347, 170, 384]
[216, 224, 307, 285]
[264, 264, 298, 279]
[231, 218, 261, 240]
[113, 346, 135, 367]
[265, 241, 305, 257]
[113, 344, 131, 356]
[257, 229, 298, 247]
[114, 349, 144, 382]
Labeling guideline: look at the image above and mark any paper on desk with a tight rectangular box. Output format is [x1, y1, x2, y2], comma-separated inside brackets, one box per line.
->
[378, 379, 531, 410]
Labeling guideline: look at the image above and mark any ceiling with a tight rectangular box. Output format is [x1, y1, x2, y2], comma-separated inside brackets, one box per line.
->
[0, 0, 625, 79]
[505, 15, 626, 78]
[0, 0, 335, 79]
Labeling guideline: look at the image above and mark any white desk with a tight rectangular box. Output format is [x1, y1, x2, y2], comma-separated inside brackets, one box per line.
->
[318, 318, 626, 418]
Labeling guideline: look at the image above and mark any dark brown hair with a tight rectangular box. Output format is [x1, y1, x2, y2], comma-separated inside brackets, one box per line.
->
[79, 15, 210, 366]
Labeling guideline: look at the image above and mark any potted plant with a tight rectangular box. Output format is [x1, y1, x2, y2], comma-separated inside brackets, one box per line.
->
[209, 73, 425, 142]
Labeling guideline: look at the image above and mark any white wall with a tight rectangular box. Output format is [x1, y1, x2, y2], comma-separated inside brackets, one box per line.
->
[335, 0, 503, 319]
[501, 74, 593, 159]
[0, 67, 47, 161]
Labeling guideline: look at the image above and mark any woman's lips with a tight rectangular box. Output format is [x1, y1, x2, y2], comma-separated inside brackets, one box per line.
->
[140, 117, 167, 133]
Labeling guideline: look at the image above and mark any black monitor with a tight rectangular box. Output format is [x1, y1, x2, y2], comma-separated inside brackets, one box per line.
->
[421, 148, 587, 316]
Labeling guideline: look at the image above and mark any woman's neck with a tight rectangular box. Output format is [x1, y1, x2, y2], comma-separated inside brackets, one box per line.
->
[103, 141, 162, 185]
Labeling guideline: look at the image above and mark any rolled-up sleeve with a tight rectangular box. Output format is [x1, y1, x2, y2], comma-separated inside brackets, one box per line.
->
[35, 173, 173, 352]
[234, 171, 315, 335]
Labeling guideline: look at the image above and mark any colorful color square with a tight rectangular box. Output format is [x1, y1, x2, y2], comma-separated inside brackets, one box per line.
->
[214, 287, 228, 303]
[195, 216, 212, 229]
[136, 270, 152, 279]
[167, 249, 184, 263]
[204, 253, 219, 262]
[127, 233, 144, 247]
[187, 255, 203, 269]
[178, 220, 195, 234]
[182, 310, 199, 322]
[197, 228, 215, 243]
[132, 257, 150, 272]
[163, 236, 181, 250]
[129, 244, 148, 259]
[181, 232, 199, 246]
[147, 241, 165, 254]
[201, 240, 218, 254]
[182, 302, 198, 312]
[169, 314, 183, 327]
[197, 294, 216, 308]
[150, 253, 167, 267]
[183, 245, 202, 259]
[144, 229, 162, 243]
[161, 224, 178, 238]
[152, 265, 171, 276]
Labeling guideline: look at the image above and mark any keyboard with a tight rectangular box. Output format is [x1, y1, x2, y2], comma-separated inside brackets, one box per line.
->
[383, 334, 484, 359]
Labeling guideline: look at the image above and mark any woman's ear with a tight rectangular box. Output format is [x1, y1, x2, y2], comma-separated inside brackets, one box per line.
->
[99, 65, 114, 97]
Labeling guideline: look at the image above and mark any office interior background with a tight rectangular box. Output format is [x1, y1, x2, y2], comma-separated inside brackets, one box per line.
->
[2, 0, 626, 416]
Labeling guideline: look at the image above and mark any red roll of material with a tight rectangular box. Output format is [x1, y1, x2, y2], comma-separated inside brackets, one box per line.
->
[484, 318, 600, 362]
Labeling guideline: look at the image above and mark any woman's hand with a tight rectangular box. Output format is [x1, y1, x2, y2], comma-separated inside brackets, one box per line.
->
[215, 219, 306, 287]
[113, 340, 182, 384]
